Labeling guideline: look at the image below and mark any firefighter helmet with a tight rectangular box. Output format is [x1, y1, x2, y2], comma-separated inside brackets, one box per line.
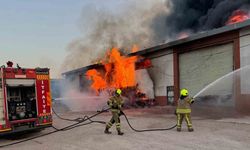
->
[116, 89, 122, 95]
[180, 89, 188, 97]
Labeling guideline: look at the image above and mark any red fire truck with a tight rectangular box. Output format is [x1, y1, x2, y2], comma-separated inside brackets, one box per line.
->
[0, 61, 52, 135]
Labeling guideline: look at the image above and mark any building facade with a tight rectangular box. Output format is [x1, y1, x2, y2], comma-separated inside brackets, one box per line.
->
[63, 20, 250, 113]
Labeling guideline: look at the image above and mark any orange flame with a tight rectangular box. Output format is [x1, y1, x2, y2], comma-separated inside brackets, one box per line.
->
[86, 47, 138, 93]
[85, 69, 107, 93]
[226, 10, 249, 25]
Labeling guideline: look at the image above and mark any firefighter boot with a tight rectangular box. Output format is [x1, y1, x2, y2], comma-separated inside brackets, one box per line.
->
[188, 128, 194, 132]
[104, 127, 112, 134]
[177, 127, 181, 132]
[117, 130, 124, 135]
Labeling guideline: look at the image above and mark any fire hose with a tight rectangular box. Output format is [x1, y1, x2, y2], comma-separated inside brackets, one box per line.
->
[52, 108, 177, 132]
[0, 108, 109, 148]
[121, 111, 177, 132]
[0, 108, 176, 148]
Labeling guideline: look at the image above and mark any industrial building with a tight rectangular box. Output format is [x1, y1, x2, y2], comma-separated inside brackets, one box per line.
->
[62, 20, 250, 113]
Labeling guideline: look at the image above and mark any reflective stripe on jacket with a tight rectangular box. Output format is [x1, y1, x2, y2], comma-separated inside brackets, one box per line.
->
[176, 108, 191, 113]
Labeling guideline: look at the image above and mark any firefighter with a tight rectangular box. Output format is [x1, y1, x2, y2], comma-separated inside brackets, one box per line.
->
[104, 89, 125, 135]
[176, 88, 194, 132]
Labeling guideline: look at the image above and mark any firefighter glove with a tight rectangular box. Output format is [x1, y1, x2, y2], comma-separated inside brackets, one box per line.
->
[190, 97, 195, 104]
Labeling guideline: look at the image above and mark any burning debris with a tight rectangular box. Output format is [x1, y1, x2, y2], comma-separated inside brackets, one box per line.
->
[85, 47, 154, 107]
[86, 47, 138, 93]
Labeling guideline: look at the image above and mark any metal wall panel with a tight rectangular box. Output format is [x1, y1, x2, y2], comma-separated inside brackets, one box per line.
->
[148, 54, 174, 96]
[179, 43, 233, 96]
[240, 28, 250, 94]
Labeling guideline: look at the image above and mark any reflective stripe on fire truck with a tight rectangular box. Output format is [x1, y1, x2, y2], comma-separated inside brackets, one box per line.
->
[0, 128, 11, 132]
[46, 92, 51, 106]
[36, 75, 49, 80]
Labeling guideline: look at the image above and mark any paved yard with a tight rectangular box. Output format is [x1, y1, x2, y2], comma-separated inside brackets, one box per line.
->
[0, 107, 250, 150]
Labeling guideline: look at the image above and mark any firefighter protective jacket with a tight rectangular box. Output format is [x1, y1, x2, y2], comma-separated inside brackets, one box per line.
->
[107, 95, 124, 113]
[176, 96, 194, 114]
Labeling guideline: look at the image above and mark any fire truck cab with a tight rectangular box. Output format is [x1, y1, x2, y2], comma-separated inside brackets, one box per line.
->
[0, 62, 52, 135]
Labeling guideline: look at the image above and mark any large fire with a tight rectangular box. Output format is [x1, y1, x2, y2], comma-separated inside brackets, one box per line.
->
[86, 47, 138, 93]
[226, 10, 249, 25]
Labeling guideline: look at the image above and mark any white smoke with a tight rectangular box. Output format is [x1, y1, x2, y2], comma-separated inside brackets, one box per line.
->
[55, 78, 109, 112]
[62, 0, 169, 72]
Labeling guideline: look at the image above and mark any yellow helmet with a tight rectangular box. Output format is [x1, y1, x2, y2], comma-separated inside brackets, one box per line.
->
[180, 89, 188, 97]
[116, 89, 122, 95]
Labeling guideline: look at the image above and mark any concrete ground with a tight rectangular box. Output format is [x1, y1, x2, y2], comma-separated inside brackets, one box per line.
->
[0, 106, 250, 150]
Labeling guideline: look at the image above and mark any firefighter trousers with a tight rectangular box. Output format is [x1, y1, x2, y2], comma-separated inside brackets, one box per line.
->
[106, 111, 121, 131]
[177, 113, 193, 129]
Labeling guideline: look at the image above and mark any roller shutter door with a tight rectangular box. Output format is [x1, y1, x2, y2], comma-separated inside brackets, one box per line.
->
[179, 43, 233, 96]
[6, 79, 35, 87]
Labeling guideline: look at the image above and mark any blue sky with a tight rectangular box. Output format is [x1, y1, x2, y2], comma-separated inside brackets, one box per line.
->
[0, 0, 126, 78]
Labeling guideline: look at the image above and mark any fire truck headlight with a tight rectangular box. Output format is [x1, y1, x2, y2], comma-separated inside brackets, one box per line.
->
[19, 112, 25, 118]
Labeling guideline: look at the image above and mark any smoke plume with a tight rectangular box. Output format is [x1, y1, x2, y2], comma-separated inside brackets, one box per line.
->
[62, 0, 168, 71]
[157, 0, 250, 39]
[55, 78, 109, 111]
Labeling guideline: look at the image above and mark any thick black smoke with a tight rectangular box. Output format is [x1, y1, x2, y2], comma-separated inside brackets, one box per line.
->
[153, 0, 250, 39]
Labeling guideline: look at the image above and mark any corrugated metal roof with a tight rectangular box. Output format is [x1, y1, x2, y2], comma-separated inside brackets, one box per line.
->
[62, 20, 250, 76]
[61, 64, 103, 76]
[130, 19, 250, 56]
